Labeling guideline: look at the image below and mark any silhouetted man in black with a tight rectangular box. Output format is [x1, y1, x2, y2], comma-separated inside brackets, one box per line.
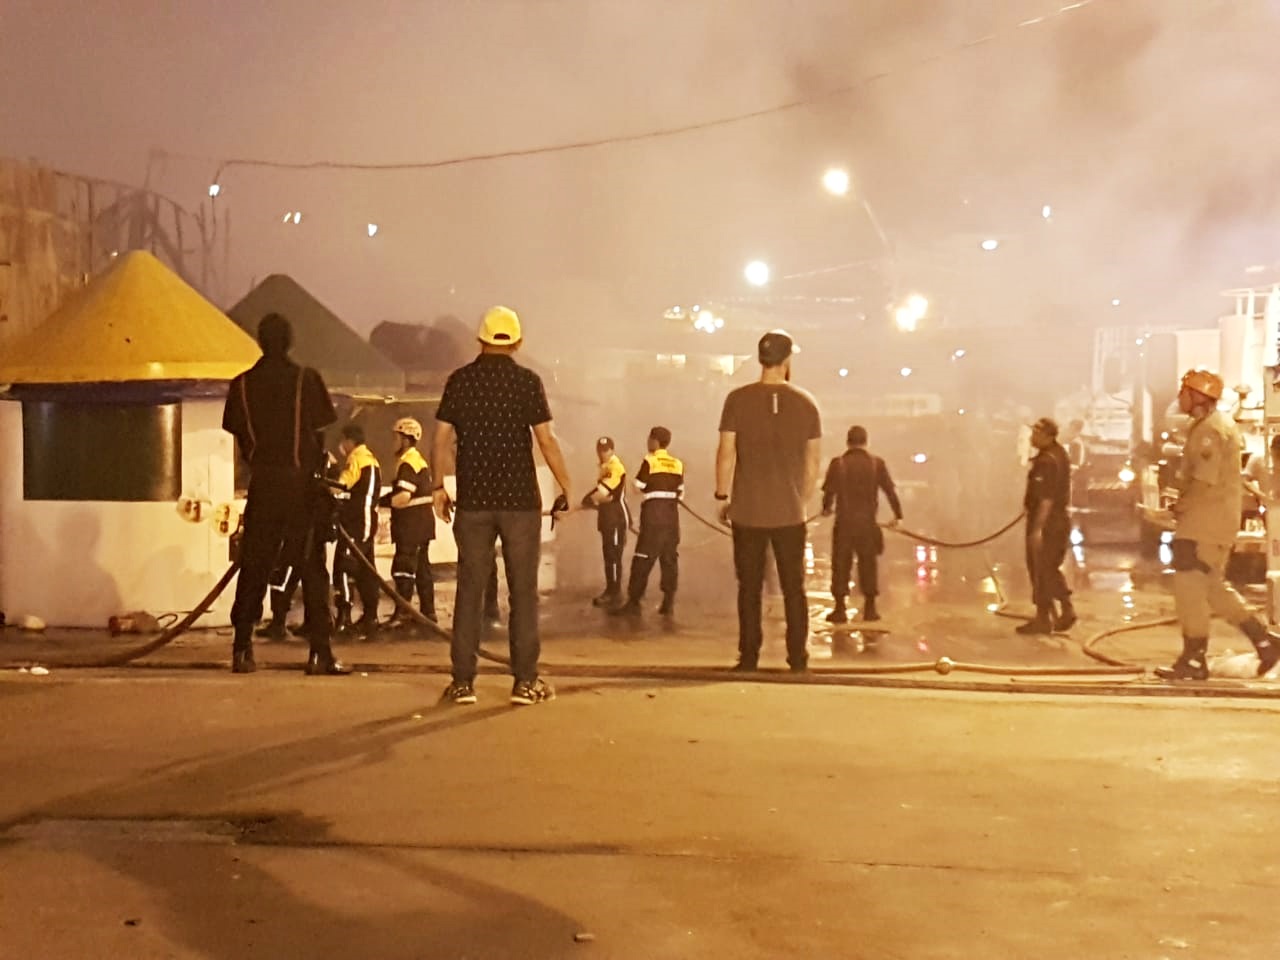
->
[223, 312, 349, 675]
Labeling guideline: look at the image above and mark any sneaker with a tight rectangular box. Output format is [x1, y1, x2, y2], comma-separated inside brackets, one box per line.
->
[1257, 638, 1280, 678]
[730, 660, 758, 673]
[1154, 656, 1209, 681]
[303, 652, 351, 676]
[608, 600, 642, 617]
[440, 681, 477, 705]
[591, 591, 620, 608]
[1052, 609, 1078, 632]
[1015, 617, 1052, 636]
[510, 677, 555, 705]
[231, 649, 256, 674]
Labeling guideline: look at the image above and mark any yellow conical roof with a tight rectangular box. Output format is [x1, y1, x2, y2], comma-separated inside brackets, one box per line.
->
[0, 250, 260, 384]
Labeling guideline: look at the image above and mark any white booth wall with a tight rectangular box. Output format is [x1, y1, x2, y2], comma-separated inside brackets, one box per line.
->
[0, 397, 237, 628]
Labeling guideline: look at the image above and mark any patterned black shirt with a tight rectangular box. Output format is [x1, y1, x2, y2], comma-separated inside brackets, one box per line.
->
[435, 354, 553, 511]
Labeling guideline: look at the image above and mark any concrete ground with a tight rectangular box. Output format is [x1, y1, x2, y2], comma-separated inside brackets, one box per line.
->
[4, 525, 1280, 957]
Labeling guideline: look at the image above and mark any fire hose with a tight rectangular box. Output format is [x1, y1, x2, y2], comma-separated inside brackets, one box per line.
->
[0, 503, 1186, 684]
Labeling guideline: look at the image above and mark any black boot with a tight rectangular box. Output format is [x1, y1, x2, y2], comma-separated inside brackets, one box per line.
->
[1239, 618, 1280, 677]
[862, 596, 880, 622]
[658, 594, 674, 617]
[609, 598, 642, 617]
[255, 618, 285, 641]
[1155, 636, 1209, 680]
[334, 605, 354, 636]
[1015, 607, 1053, 636]
[305, 647, 351, 676]
[420, 582, 437, 623]
[826, 600, 848, 624]
[231, 631, 256, 674]
[592, 588, 620, 608]
[353, 614, 379, 639]
[1053, 598, 1077, 632]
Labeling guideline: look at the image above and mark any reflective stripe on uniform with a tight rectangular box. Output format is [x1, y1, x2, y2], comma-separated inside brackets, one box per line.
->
[644, 490, 679, 500]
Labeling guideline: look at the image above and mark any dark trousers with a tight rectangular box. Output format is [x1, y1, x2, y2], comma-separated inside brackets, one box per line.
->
[1026, 518, 1071, 611]
[831, 523, 883, 601]
[391, 539, 435, 616]
[452, 509, 542, 683]
[231, 466, 333, 655]
[626, 524, 676, 602]
[267, 563, 302, 624]
[483, 562, 501, 617]
[599, 524, 627, 594]
[732, 524, 809, 668]
[334, 535, 380, 620]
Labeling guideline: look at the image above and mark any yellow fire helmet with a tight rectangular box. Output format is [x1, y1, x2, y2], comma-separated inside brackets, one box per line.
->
[1180, 368, 1224, 400]
[393, 417, 423, 441]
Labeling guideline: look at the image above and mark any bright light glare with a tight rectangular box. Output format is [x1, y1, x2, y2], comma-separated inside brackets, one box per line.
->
[208, 183, 221, 198]
[900, 367, 913, 378]
[1041, 204, 1052, 219]
[894, 307, 918, 333]
[1070, 528, 1085, 546]
[981, 238, 999, 251]
[367, 223, 379, 237]
[952, 348, 966, 359]
[912, 453, 928, 464]
[838, 368, 849, 378]
[1111, 298, 1121, 306]
[822, 167, 851, 196]
[1118, 466, 1136, 484]
[957, 408, 966, 415]
[744, 260, 771, 286]
[293, 211, 302, 225]
[907, 294, 929, 317]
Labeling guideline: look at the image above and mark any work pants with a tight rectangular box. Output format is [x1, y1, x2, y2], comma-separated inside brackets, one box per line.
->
[231, 466, 333, 654]
[626, 524, 677, 602]
[391, 539, 435, 616]
[732, 524, 809, 669]
[452, 509, 542, 683]
[267, 563, 302, 624]
[831, 523, 883, 601]
[334, 534, 380, 620]
[1171, 539, 1252, 639]
[599, 524, 627, 595]
[1025, 517, 1071, 611]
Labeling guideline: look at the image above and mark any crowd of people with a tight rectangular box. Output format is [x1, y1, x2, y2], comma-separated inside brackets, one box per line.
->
[223, 310, 1280, 702]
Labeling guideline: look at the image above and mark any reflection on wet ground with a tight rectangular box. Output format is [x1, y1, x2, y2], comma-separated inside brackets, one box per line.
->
[540, 517, 1267, 674]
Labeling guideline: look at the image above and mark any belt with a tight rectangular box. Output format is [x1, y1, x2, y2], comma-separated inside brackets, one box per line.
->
[643, 491, 679, 500]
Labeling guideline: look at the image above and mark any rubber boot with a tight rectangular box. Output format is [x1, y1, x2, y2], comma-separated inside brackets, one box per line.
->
[1015, 606, 1053, 635]
[826, 599, 848, 624]
[1154, 636, 1209, 680]
[658, 593, 674, 617]
[862, 596, 880, 622]
[334, 604, 354, 637]
[231, 629, 256, 674]
[305, 642, 351, 676]
[1239, 618, 1280, 677]
[592, 588, 620, 608]
[1053, 597, 1078, 632]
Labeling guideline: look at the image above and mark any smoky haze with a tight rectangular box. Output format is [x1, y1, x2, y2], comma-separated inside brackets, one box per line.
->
[3, 0, 1278, 560]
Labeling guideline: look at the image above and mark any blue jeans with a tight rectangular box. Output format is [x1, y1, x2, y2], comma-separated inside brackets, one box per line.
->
[732, 524, 809, 669]
[451, 509, 542, 683]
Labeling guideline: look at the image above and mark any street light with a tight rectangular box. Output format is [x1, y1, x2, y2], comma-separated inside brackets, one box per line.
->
[822, 167, 851, 197]
[981, 238, 999, 251]
[744, 260, 771, 287]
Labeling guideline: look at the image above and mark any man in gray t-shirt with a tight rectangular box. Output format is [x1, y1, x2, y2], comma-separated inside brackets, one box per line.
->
[715, 330, 822, 672]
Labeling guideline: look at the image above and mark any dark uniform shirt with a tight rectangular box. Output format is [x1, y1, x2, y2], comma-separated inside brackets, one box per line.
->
[435, 354, 553, 511]
[390, 446, 435, 544]
[594, 453, 629, 532]
[635, 449, 684, 529]
[822, 448, 902, 527]
[336, 443, 382, 542]
[222, 356, 335, 472]
[1024, 442, 1071, 521]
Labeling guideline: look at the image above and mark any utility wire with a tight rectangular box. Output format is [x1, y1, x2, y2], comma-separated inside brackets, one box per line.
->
[209, 0, 1112, 183]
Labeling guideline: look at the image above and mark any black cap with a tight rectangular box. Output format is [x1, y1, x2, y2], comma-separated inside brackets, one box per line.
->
[596, 435, 614, 450]
[758, 329, 798, 366]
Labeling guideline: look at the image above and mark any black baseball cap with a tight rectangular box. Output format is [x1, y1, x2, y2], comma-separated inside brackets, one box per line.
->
[758, 329, 799, 366]
[596, 436, 614, 450]
[1030, 416, 1059, 437]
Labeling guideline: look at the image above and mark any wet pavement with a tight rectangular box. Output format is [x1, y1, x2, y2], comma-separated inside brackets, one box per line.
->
[3, 518, 1277, 693]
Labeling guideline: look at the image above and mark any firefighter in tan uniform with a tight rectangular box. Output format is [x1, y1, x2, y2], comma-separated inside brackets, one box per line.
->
[1159, 369, 1280, 680]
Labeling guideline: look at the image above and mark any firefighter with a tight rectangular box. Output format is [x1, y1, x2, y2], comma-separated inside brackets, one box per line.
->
[1159, 369, 1280, 680]
[822, 425, 903, 623]
[581, 436, 630, 607]
[383, 417, 437, 628]
[611, 426, 682, 618]
[222, 312, 348, 675]
[1017, 417, 1075, 635]
[332, 422, 383, 637]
